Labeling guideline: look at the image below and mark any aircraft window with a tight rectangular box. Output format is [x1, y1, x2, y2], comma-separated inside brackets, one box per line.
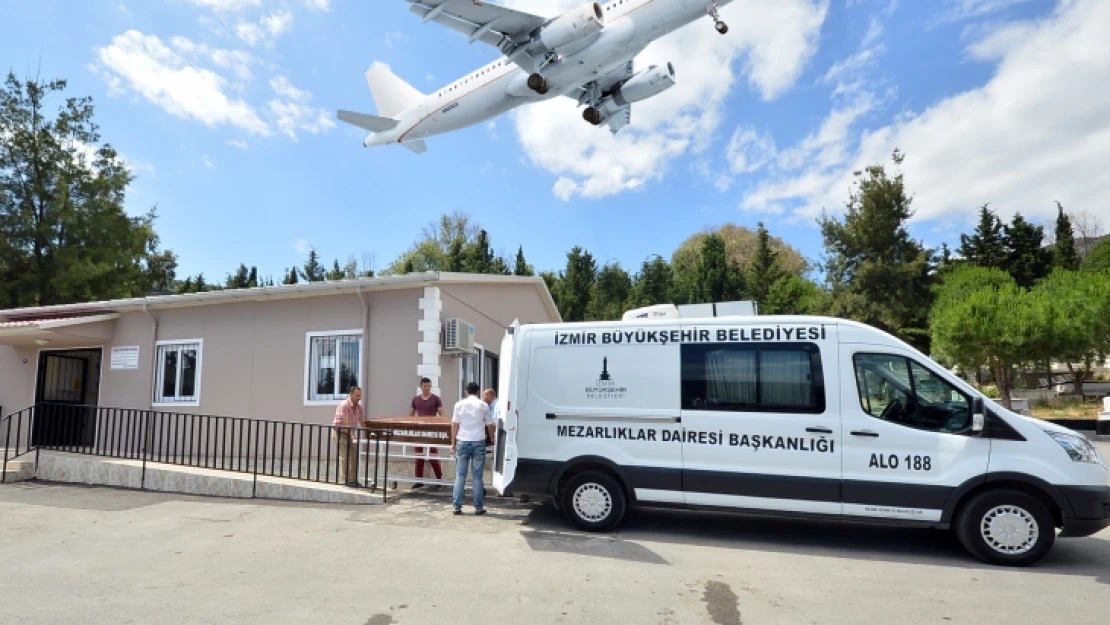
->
[853, 354, 972, 433]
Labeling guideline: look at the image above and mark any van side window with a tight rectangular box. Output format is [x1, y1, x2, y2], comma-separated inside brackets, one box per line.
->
[681, 343, 825, 414]
[852, 354, 972, 433]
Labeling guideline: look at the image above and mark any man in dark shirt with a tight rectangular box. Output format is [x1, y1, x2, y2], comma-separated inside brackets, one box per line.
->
[409, 377, 444, 488]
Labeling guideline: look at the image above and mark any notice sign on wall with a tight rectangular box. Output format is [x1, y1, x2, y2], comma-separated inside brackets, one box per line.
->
[110, 345, 140, 370]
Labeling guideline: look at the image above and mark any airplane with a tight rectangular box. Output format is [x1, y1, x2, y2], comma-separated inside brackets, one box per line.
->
[337, 0, 736, 153]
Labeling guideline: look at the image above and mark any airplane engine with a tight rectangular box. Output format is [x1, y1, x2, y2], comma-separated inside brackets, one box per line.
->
[537, 2, 606, 52]
[611, 63, 677, 106]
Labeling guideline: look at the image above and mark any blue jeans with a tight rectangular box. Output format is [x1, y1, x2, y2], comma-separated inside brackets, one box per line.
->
[452, 440, 486, 510]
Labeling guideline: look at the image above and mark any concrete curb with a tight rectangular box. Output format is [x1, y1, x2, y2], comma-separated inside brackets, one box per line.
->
[32, 451, 382, 505]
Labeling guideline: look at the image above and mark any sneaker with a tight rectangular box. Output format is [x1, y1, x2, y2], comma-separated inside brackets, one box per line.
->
[411, 483, 424, 489]
[453, 508, 462, 515]
[475, 508, 487, 516]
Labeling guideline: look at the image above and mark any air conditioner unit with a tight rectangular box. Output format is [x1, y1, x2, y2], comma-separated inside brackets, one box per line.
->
[444, 317, 476, 353]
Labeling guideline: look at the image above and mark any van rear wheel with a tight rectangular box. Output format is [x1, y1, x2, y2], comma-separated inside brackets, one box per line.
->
[561, 471, 626, 532]
[955, 489, 1056, 567]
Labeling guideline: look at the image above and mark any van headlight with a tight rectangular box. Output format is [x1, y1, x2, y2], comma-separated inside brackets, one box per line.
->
[1046, 431, 1104, 465]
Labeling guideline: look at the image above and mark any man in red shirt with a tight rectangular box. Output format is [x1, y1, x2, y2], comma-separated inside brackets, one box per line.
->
[408, 377, 444, 488]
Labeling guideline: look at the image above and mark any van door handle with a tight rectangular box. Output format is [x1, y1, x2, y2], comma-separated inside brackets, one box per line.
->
[806, 427, 833, 434]
[850, 430, 880, 438]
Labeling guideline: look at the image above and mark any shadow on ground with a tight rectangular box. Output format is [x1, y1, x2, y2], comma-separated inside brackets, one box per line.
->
[518, 499, 1110, 584]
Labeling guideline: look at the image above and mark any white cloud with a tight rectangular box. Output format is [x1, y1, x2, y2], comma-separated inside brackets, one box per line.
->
[93, 30, 270, 135]
[501, 0, 829, 200]
[293, 240, 310, 254]
[237, 11, 293, 46]
[305, 0, 330, 10]
[933, 0, 1035, 25]
[226, 139, 248, 149]
[384, 32, 407, 48]
[185, 0, 260, 11]
[727, 127, 778, 174]
[203, 154, 215, 169]
[170, 36, 256, 80]
[267, 76, 335, 140]
[740, 0, 1110, 229]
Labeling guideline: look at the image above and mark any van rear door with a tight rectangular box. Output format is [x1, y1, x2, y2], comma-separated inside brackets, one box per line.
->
[492, 320, 519, 494]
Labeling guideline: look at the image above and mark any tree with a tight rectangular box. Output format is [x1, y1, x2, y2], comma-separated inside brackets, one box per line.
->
[1071, 209, 1106, 258]
[626, 255, 674, 309]
[464, 229, 494, 274]
[696, 233, 745, 303]
[247, 266, 258, 288]
[930, 266, 1047, 408]
[326, 259, 345, 281]
[957, 204, 1007, 269]
[819, 150, 934, 351]
[178, 276, 194, 294]
[514, 246, 534, 276]
[300, 248, 325, 282]
[282, 266, 299, 285]
[386, 210, 479, 273]
[1002, 212, 1051, 288]
[1051, 202, 1080, 271]
[763, 275, 826, 315]
[747, 222, 784, 305]
[226, 264, 251, 289]
[553, 246, 596, 322]
[1081, 238, 1110, 273]
[1036, 269, 1110, 397]
[0, 71, 178, 307]
[670, 223, 807, 305]
[586, 262, 632, 321]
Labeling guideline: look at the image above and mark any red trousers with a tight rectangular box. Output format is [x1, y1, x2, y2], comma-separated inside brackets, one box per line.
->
[414, 446, 442, 479]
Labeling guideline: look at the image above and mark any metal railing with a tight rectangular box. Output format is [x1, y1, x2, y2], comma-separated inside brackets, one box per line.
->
[1, 403, 420, 501]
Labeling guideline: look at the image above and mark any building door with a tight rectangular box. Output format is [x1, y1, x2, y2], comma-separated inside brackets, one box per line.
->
[32, 349, 102, 447]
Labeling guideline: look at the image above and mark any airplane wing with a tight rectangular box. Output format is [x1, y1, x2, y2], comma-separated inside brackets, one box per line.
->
[406, 1, 548, 49]
[566, 60, 636, 134]
[604, 105, 631, 134]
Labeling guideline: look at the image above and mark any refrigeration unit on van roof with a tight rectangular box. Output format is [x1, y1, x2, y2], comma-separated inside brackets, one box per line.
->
[620, 301, 759, 321]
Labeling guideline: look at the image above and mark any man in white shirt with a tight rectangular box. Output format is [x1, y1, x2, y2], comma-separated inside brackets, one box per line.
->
[451, 382, 494, 515]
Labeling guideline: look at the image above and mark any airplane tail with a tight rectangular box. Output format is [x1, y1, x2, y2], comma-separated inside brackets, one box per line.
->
[364, 62, 424, 118]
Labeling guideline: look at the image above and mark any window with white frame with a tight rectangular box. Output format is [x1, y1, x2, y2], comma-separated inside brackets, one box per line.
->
[154, 340, 202, 405]
[306, 331, 362, 403]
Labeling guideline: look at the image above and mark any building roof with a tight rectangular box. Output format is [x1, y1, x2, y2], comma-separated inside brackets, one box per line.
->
[0, 272, 561, 324]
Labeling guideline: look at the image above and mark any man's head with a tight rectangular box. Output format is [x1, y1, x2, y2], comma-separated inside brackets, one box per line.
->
[482, 388, 495, 404]
[466, 382, 480, 397]
[420, 377, 432, 396]
[348, 386, 362, 404]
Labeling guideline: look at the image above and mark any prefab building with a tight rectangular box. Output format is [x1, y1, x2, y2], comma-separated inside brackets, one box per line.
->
[0, 272, 560, 444]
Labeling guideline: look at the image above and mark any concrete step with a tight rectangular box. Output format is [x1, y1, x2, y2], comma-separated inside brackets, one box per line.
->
[1, 459, 35, 483]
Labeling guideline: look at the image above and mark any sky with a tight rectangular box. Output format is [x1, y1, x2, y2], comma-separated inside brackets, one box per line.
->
[2, 0, 1108, 283]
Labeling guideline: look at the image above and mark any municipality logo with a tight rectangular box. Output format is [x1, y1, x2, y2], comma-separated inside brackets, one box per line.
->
[586, 357, 627, 400]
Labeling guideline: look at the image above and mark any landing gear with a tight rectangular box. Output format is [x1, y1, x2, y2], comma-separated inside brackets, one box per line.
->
[527, 73, 549, 95]
[708, 2, 728, 35]
[583, 107, 603, 126]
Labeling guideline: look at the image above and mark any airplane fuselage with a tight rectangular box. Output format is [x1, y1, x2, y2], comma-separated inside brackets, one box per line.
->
[366, 0, 733, 147]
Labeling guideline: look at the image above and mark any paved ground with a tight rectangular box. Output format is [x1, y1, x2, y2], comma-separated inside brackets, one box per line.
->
[1, 444, 1108, 625]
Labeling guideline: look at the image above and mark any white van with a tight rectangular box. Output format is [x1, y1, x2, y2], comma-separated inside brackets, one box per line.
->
[490, 308, 1110, 567]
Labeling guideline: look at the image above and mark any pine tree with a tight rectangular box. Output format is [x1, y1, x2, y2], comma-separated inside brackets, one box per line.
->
[326, 259, 345, 281]
[283, 267, 299, 285]
[300, 248, 325, 282]
[514, 246, 534, 276]
[697, 233, 745, 303]
[1002, 212, 1052, 288]
[958, 204, 1007, 269]
[627, 256, 673, 309]
[586, 263, 632, 321]
[227, 264, 250, 289]
[747, 222, 783, 304]
[178, 277, 195, 294]
[446, 239, 464, 272]
[247, 266, 258, 288]
[554, 246, 597, 322]
[464, 229, 494, 274]
[194, 273, 208, 292]
[1052, 202, 1080, 271]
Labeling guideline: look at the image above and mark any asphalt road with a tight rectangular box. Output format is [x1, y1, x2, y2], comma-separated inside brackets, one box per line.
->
[1, 443, 1107, 625]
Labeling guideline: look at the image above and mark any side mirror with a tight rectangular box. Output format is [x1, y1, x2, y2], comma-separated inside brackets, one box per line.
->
[971, 397, 985, 436]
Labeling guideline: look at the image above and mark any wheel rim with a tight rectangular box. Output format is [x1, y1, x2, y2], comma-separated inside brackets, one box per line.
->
[980, 504, 1039, 555]
[572, 483, 612, 523]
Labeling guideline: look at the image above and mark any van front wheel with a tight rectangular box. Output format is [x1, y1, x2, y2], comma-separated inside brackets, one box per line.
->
[561, 471, 626, 532]
[955, 489, 1056, 566]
